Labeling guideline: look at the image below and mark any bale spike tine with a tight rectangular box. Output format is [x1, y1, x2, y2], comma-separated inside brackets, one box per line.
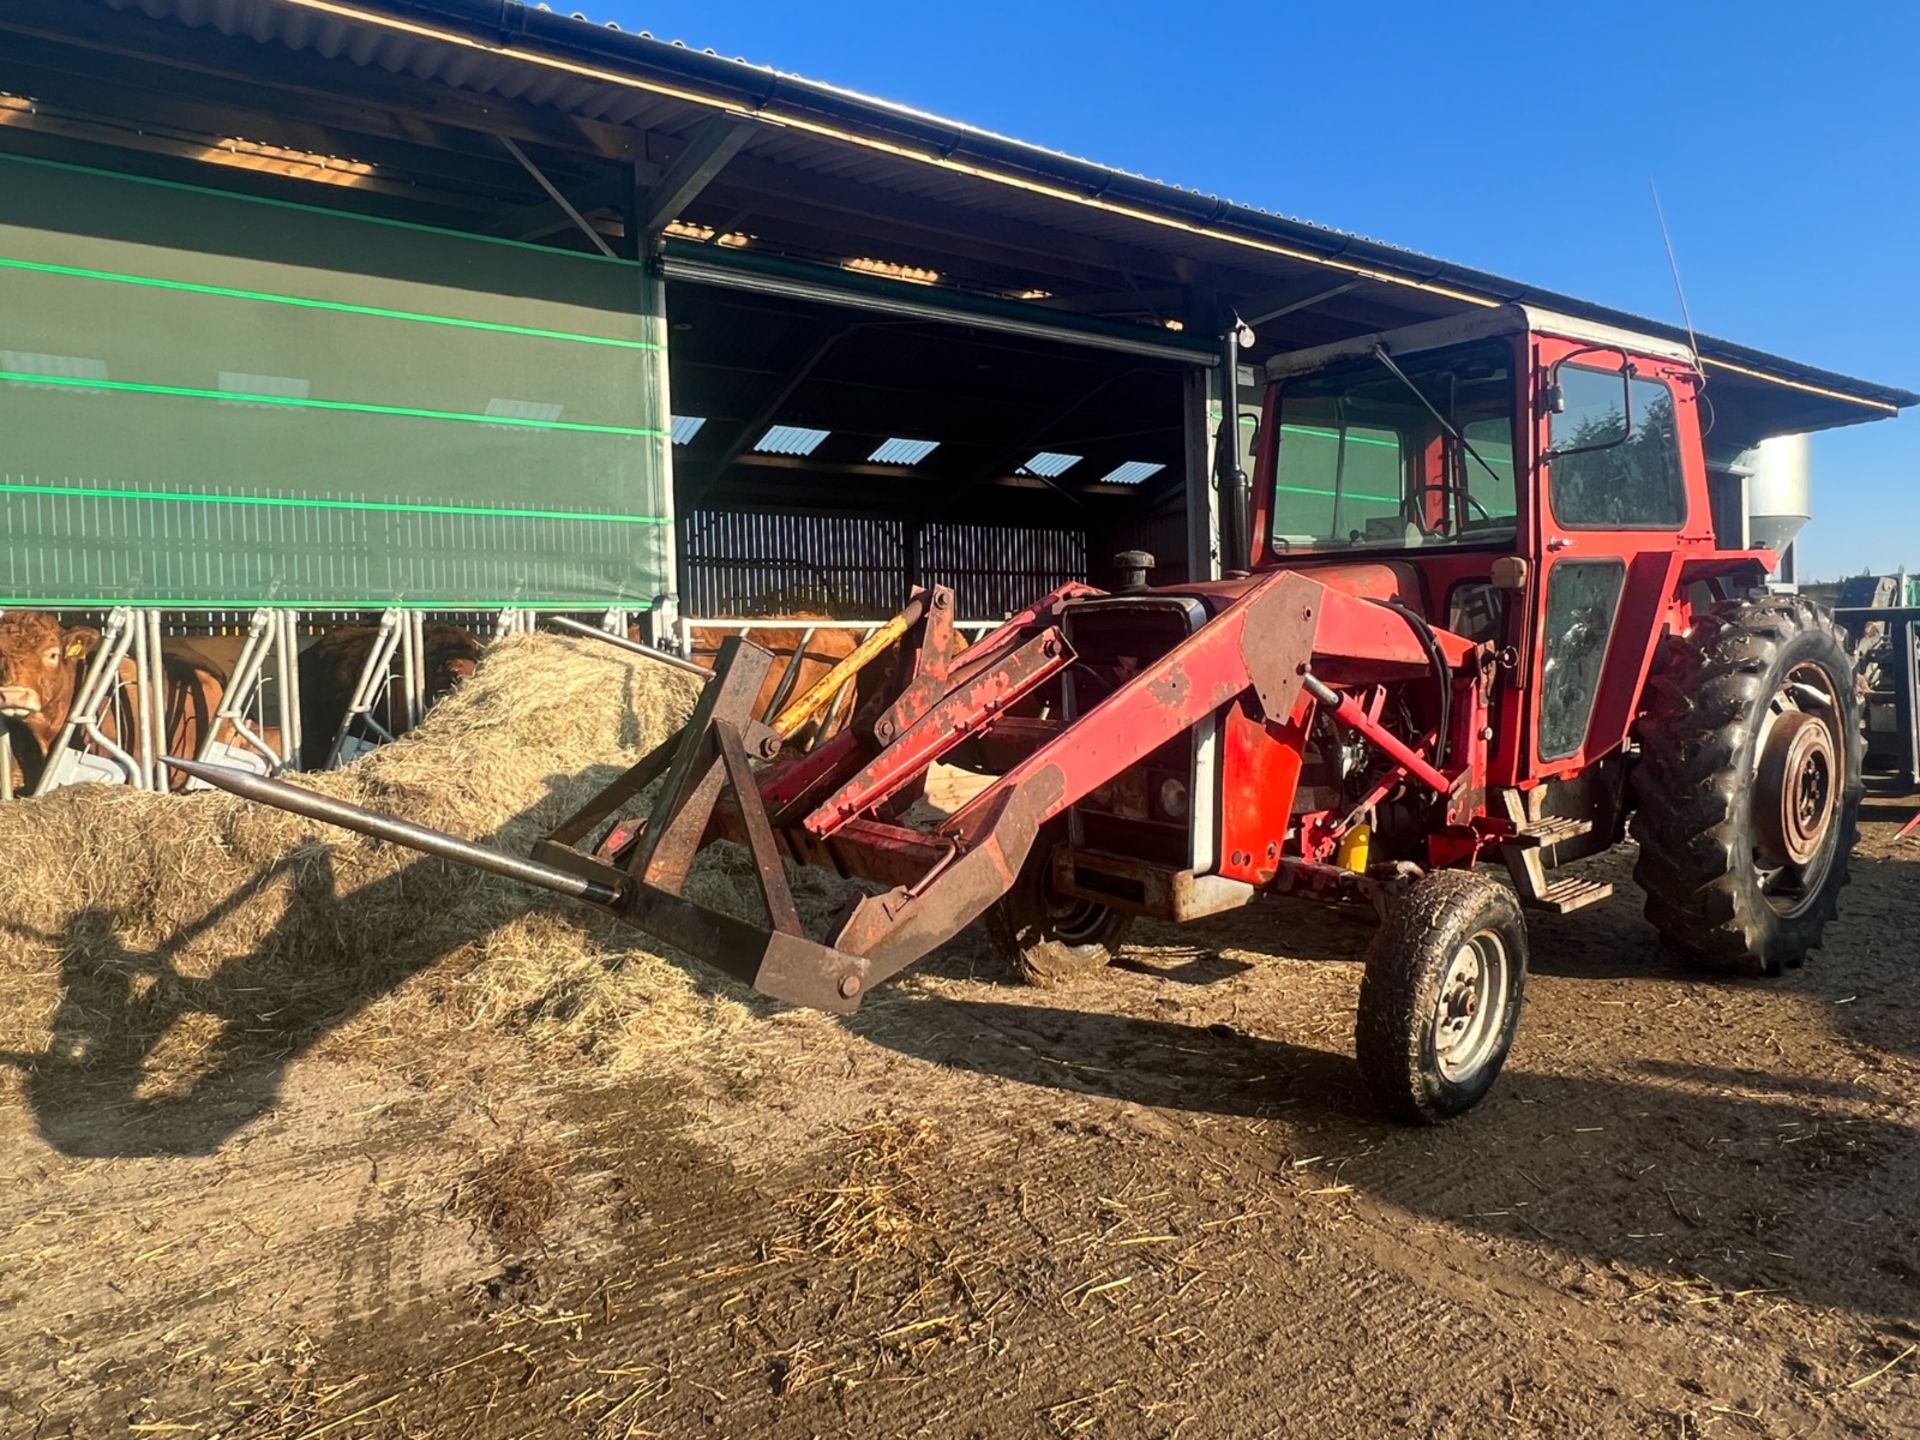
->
[160, 756, 621, 906]
[545, 615, 709, 679]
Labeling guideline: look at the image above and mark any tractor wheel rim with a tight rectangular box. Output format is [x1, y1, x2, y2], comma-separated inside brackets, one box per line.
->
[1433, 929, 1509, 1082]
[1780, 722, 1833, 866]
[1753, 663, 1845, 916]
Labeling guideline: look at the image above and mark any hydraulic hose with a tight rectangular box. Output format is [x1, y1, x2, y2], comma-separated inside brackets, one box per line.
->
[1376, 598, 1452, 773]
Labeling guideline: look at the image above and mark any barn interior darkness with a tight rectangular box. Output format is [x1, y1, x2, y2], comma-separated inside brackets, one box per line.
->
[665, 280, 1191, 619]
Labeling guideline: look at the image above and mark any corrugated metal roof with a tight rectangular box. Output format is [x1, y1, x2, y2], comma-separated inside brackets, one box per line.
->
[497, 7, 1397, 255]
[88, 0, 1919, 419]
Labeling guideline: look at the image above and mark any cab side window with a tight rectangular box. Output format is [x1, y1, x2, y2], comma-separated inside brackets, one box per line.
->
[1548, 368, 1685, 529]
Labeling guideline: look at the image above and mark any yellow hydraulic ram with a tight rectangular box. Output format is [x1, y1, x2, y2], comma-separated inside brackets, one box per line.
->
[769, 598, 923, 740]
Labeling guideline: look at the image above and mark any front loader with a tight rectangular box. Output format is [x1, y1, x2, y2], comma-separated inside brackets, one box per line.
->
[177, 304, 1867, 1123]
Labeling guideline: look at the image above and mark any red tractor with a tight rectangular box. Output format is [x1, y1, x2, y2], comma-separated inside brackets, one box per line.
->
[181, 304, 1866, 1123]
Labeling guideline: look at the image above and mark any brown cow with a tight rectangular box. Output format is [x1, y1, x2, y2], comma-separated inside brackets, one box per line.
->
[0, 612, 225, 794]
[297, 622, 485, 769]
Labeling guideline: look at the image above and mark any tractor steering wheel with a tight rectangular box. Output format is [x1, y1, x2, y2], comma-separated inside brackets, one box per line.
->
[1404, 477, 1493, 537]
[1401, 482, 1445, 540]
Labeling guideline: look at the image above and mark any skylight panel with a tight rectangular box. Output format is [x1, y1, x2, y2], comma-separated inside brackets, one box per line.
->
[670, 415, 707, 445]
[1019, 451, 1082, 479]
[868, 437, 940, 465]
[755, 424, 831, 456]
[1098, 460, 1166, 486]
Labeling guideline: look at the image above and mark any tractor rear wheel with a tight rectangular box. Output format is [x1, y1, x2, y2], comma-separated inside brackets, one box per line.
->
[1355, 870, 1529, 1124]
[1631, 596, 1863, 975]
[989, 833, 1133, 988]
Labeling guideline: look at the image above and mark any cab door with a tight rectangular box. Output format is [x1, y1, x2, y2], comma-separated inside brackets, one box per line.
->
[1525, 336, 1709, 781]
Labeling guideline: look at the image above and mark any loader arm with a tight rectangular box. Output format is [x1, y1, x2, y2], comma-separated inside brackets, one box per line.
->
[814, 568, 1465, 982]
[175, 574, 1470, 1017]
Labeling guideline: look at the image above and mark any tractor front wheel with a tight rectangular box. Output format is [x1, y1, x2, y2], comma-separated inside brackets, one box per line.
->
[1631, 596, 1863, 975]
[989, 834, 1133, 988]
[1355, 870, 1529, 1123]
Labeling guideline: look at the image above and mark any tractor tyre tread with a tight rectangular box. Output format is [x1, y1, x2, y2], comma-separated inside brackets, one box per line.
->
[989, 827, 1133, 989]
[1356, 869, 1528, 1125]
[987, 903, 1133, 989]
[1629, 596, 1862, 977]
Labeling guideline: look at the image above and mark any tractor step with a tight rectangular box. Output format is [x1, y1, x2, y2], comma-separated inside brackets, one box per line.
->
[1502, 815, 1594, 850]
[1521, 876, 1614, 914]
[1495, 812, 1608, 913]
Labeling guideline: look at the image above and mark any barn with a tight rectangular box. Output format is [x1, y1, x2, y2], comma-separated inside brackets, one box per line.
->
[0, 0, 1909, 792]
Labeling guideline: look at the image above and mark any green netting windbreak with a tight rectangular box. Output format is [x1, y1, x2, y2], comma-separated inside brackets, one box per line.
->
[0, 153, 673, 608]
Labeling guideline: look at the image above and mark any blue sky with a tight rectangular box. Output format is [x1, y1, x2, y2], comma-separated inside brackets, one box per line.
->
[602, 1, 1917, 579]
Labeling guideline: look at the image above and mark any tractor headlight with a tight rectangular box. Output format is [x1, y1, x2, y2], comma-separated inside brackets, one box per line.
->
[1156, 776, 1189, 821]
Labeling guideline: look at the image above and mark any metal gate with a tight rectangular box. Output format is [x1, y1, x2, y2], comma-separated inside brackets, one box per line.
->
[681, 509, 1089, 623]
[680, 510, 907, 618]
[921, 521, 1086, 619]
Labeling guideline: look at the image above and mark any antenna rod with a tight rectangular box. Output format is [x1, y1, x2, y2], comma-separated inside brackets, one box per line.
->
[1649, 177, 1703, 376]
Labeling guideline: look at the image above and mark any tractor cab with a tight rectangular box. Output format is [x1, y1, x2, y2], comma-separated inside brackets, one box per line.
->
[1251, 305, 1716, 561]
[1246, 306, 1767, 792]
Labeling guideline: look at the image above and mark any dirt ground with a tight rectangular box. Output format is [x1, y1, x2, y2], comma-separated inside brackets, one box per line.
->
[2, 785, 1917, 1438]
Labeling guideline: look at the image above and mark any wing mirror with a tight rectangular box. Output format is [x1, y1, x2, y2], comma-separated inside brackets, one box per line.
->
[1543, 348, 1635, 460]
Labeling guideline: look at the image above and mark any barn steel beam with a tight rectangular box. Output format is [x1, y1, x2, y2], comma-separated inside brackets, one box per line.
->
[1030, 287, 1186, 318]
[0, 39, 615, 199]
[669, 377, 1171, 460]
[498, 135, 617, 258]
[638, 116, 756, 237]
[1184, 365, 1223, 583]
[694, 160, 1183, 292]
[721, 452, 978, 483]
[1243, 278, 1367, 327]
[0, 98, 497, 218]
[483, 170, 631, 239]
[687, 471, 1101, 527]
[663, 248, 1213, 365]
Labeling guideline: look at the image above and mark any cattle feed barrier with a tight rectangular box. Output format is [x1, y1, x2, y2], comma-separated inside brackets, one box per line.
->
[32, 608, 166, 797]
[193, 608, 302, 778]
[2, 605, 654, 797]
[494, 609, 537, 639]
[320, 610, 426, 769]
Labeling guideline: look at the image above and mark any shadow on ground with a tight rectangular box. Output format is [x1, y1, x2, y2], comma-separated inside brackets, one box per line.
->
[848, 982, 1920, 1325]
[0, 768, 764, 1160]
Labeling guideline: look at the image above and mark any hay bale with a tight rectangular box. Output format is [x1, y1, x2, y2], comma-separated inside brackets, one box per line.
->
[0, 632, 823, 1087]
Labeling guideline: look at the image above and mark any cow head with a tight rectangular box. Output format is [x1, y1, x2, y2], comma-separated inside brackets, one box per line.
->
[423, 625, 485, 704]
[0, 613, 100, 749]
